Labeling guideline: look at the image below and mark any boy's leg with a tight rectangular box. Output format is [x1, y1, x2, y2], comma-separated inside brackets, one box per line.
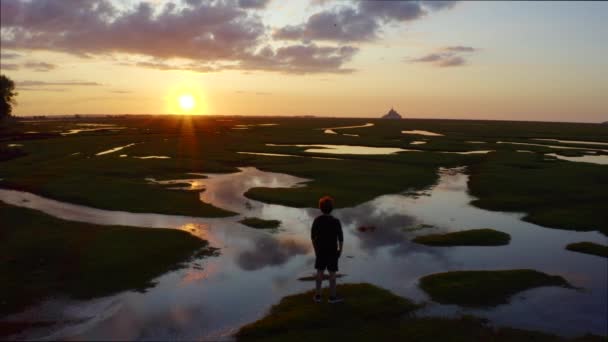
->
[315, 269, 323, 296]
[329, 271, 337, 297]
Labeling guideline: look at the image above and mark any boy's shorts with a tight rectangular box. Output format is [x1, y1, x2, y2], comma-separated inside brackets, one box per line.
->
[315, 252, 339, 272]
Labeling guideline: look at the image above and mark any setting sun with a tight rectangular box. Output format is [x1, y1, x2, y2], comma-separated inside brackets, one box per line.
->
[178, 94, 195, 111]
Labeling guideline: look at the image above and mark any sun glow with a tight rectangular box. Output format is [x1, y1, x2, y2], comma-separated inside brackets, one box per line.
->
[166, 82, 208, 115]
[179, 94, 195, 111]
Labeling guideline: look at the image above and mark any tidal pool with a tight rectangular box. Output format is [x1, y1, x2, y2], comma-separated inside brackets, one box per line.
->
[265, 144, 418, 155]
[234, 124, 278, 129]
[402, 130, 444, 136]
[133, 156, 171, 159]
[321, 123, 374, 135]
[61, 127, 126, 135]
[441, 150, 494, 155]
[237, 152, 342, 160]
[497, 141, 608, 152]
[546, 153, 608, 165]
[533, 139, 608, 146]
[0, 168, 606, 340]
[96, 143, 137, 156]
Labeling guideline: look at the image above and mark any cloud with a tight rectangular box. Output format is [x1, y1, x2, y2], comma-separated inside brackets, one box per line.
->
[437, 55, 466, 67]
[409, 45, 477, 67]
[274, 7, 379, 42]
[242, 43, 359, 74]
[1, 0, 359, 74]
[23, 61, 56, 72]
[19, 80, 103, 86]
[273, 1, 460, 43]
[1, 52, 22, 59]
[1, 63, 19, 71]
[238, 0, 271, 9]
[443, 46, 477, 53]
[109, 90, 133, 94]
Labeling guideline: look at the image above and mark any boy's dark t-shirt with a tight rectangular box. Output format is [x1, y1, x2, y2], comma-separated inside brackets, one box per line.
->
[311, 214, 343, 256]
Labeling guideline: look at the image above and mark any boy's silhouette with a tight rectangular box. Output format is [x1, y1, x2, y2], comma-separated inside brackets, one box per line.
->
[311, 196, 344, 303]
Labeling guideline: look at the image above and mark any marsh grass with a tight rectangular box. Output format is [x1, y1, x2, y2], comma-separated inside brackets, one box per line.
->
[2, 116, 607, 232]
[237, 283, 600, 341]
[413, 228, 510, 246]
[0, 203, 217, 317]
[239, 217, 281, 229]
[566, 242, 608, 258]
[419, 269, 573, 307]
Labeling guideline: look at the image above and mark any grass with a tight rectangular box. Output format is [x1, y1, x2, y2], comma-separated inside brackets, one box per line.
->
[239, 217, 281, 229]
[566, 242, 608, 258]
[0, 203, 218, 317]
[2, 116, 607, 231]
[412, 228, 511, 246]
[467, 151, 608, 235]
[419, 269, 573, 307]
[236, 283, 602, 342]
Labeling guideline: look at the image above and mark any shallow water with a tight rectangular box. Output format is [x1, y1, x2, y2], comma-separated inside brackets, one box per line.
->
[442, 150, 494, 155]
[96, 143, 137, 156]
[497, 141, 608, 152]
[546, 153, 608, 165]
[133, 156, 171, 159]
[321, 123, 374, 136]
[234, 124, 278, 129]
[410, 141, 427, 145]
[265, 144, 419, 155]
[402, 130, 444, 136]
[61, 127, 126, 135]
[0, 167, 606, 340]
[533, 139, 608, 146]
[237, 152, 342, 160]
[76, 123, 120, 127]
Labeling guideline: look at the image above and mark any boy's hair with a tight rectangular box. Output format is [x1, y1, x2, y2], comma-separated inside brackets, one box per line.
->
[319, 196, 334, 214]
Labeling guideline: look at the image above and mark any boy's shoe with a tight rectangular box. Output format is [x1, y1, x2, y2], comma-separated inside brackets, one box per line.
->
[328, 296, 344, 304]
[313, 294, 322, 303]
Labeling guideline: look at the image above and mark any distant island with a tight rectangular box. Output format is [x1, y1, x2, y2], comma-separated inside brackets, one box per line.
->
[603, 121, 608, 125]
[382, 108, 402, 119]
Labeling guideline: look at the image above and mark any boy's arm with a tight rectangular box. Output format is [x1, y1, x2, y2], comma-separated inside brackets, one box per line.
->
[337, 220, 344, 257]
[311, 219, 319, 251]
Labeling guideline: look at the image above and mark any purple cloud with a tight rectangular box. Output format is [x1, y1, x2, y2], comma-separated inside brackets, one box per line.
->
[1, 63, 20, 71]
[438, 55, 466, 67]
[1, 0, 358, 74]
[1, 52, 22, 59]
[238, 0, 271, 9]
[23, 61, 56, 72]
[409, 45, 477, 67]
[273, 0, 460, 42]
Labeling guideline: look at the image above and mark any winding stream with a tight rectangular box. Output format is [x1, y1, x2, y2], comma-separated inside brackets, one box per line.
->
[0, 167, 606, 340]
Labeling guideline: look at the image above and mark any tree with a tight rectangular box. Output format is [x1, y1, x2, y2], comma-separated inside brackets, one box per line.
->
[1, 74, 18, 119]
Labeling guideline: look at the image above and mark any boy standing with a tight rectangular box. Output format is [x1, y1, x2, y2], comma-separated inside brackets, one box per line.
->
[311, 196, 344, 303]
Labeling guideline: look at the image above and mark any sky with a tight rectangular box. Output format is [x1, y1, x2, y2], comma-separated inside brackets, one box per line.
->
[1, 0, 607, 122]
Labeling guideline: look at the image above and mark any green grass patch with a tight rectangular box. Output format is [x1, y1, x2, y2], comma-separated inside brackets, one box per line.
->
[419, 269, 572, 307]
[413, 228, 510, 246]
[0, 203, 218, 317]
[566, 242, 608, 258]
[239, 217, 281, 229]
[237, 283, 600, 342]
[467, 151, 608, 235]
[3, 116, 608, 226]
